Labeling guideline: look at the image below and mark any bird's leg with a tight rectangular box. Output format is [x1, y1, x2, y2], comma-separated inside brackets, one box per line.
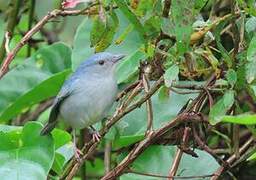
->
[72, 130, 83, 161]
[90, 126, 101, 142]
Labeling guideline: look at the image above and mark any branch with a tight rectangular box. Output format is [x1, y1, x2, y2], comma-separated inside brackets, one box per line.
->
[60, 76, 164, 179]
[168, 127, 190, 180]
[100, 75, 216, 180]
[210, 137, 254, 180]
[0, 3, 99, 78]
[128, 169, 216, 179]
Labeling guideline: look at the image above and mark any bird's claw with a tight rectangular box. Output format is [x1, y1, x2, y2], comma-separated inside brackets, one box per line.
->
[74, 147, 83, 162]
[92, 131, 101, 142]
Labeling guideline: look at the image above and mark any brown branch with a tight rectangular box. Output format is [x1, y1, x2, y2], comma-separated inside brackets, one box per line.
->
[142, 67, 154, 134]
[210, 137, 254, 180]
[101, 112, 206, 180]
[168, 127, 191, 180]
[104, 140, 112, 173]
[0, 4, 99, 78]
[60, 76, 164, 180]
[162, 0, 171, 18]
[100, 75, 216, 180]
[127, 169, 216, 179]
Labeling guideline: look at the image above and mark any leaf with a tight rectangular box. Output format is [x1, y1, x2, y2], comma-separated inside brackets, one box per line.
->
[113, 0, 147, 43]
[158, 85, 170, 102]
[95, 11, 119, 52]
[170, 0, 196, 54]
[120, 146, 219, 180]
[0, 43, 71, 122]
[0, 122, 54, 180]
[209, 90, 235, 125]
[72, 18, 94, 70]
[245, 16, 256, 33]
[221, 114, 256, 125]
[247, 151, 256, 161]
[245, 61, 256, 83]
[214, 20, 233, 67]
[247, 35, 256, 62]
[226, 69, 237, 87]
[116, 50, 147, 84]
[116, 90, 197, 137]
[164, 64, 179, 87]
[90, 16, 106, 47]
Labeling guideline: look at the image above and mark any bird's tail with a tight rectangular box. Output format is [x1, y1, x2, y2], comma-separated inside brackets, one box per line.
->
[40, 122, 57, 135]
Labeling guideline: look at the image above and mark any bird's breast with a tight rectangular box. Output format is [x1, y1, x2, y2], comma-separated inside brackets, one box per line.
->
[59, 75, 117, 129]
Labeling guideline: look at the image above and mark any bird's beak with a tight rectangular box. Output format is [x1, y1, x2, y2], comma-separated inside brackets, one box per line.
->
[113, 54, 126, 63]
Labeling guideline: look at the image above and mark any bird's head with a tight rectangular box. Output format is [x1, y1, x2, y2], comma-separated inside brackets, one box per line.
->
[78, 52, 125, 75]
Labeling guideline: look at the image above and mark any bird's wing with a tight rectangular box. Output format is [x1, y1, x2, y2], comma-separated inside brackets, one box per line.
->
[40, 76, 79, 135]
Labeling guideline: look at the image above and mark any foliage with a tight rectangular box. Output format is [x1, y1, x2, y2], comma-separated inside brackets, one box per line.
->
[0, 0, 256, 179]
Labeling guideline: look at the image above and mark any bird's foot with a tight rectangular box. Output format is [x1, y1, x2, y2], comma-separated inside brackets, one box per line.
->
[92, 131, 101, 142]
[145, 129, 154, 137]
[74, 147, 83, 162]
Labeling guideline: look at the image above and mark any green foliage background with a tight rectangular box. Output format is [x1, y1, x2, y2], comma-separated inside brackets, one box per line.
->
[0, 0, 256, 179]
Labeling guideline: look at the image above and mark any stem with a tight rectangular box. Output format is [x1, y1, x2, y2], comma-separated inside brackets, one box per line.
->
[0, 0, 22, 62]
[27, 0, 36, 57]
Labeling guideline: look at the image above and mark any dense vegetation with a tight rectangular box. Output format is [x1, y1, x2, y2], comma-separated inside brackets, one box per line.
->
[0, 0, 256, 179]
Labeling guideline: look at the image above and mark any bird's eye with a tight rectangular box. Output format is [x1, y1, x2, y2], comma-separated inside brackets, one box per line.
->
[98, 60, 105, 65]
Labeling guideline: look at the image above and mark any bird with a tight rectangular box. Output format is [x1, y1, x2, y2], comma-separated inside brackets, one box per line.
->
[40, 52, 125, 158]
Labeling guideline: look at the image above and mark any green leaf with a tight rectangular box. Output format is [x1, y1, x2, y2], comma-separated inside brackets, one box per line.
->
[170, 0, 197, 54]
[221, 114, 256, 125]
[90, 16, 106, 47]
[158, 85, 170, 102]
[0, 43, 71, 122]
[116, 50, 147, 84]
[114, 0, 147, 43]
[120, 146, 219, 180]
[0, 122, 54, 180]
[117, 90, 197, 137]
[226, 69, 237, 87]
[246, 35, 256, 83]
[53, 143, 73, 175]
[247, 151, 256, 161]
[245, 16, 256, 33]
[72, 18, 94, 70]
[209, 90, 235, 125]
[95, 12, 119, 52]
[164, 64, 179, 87]
[245, 61, 256, 83]
[214, 21, 233, 67]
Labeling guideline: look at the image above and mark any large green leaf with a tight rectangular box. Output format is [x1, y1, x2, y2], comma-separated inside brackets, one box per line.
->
[0, 43, 71, 122]
[112, 89, 197, 148]
[51, 129, 73, 175]
[209, 90, 235, 125]
[120, 146, 219, 180]
[116, 50, 147, 84]
[114, 0, 147, 43]
[0, 122, 54, 180]
[246, 34, 256, 83]
[221, 114, 256, 125]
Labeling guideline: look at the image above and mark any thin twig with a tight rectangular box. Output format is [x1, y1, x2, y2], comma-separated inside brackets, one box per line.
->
[4, 32, 11, 54]
[101, 75, 215, 180]
[168, 127, 190, 180]
[27, 0, 36, 57]
[0, 4, 99, 78]
[210, 137, 254, 180]
[60, 77, 164, 180]
[142, 68, 154, 134]
[104, 140, 112, 174]
[127, 169, 216, 179]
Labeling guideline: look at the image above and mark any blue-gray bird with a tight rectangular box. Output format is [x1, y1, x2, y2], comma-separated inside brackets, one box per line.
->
[40, 52, 125, 156]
